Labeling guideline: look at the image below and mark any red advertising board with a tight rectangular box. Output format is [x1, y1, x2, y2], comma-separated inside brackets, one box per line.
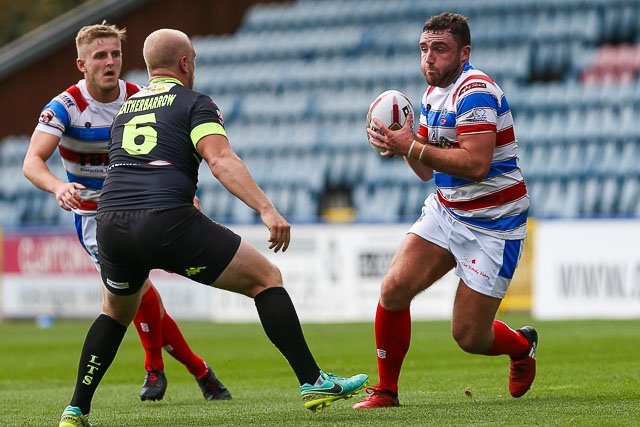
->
[2, 232, 96, 274]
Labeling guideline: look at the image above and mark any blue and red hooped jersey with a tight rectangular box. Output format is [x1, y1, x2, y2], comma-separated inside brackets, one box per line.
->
[419, 62, 529, 239]
[35, 79, 141, 214]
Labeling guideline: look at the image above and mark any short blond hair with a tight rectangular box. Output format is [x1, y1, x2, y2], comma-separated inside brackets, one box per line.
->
[75, 21, 126, 57]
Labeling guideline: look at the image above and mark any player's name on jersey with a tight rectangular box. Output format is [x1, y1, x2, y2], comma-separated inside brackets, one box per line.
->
[118, 94, 177, 115]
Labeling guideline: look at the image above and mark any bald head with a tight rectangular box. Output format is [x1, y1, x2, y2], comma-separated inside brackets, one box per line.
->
[143, 29, 196, 85]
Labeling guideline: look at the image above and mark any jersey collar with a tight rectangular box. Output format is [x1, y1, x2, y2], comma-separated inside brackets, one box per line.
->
[149, 77, 183, 86]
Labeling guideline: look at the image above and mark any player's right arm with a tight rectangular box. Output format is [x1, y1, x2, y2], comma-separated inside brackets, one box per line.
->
[404, 132, 434, 181]
[23, 130, 85, 211]
[196, 133, 290, 253]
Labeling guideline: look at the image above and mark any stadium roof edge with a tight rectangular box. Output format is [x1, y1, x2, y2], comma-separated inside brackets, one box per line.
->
[0, 0, 152, 82]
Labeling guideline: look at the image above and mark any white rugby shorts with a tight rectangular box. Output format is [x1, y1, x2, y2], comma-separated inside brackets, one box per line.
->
[408, 193, 524, 299]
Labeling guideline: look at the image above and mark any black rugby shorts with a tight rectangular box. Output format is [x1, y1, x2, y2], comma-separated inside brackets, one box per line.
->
[96, 206, 241, 295]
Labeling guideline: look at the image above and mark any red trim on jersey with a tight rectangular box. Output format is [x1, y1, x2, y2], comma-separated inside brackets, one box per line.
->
[458, 122, 496, 135]
[495, 126, 516, 147]
[66, 85, 89, 113]
[125, 82, 141, 99]
[58, 145, 108, 166]
[437, 181, 528, 211]
[452, 74, 495, 105]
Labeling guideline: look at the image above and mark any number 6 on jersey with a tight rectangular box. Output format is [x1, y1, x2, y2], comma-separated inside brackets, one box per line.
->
[122, 113, 158, 155]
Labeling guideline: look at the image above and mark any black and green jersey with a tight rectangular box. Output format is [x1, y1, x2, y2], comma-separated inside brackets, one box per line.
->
[99, 77, 226, 211]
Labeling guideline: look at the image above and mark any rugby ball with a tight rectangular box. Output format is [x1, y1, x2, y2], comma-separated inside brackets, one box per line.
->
[366, 89, 414, 153]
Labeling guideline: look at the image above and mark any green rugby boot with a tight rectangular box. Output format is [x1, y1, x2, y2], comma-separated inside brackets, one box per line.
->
[59, 405, 92, 427]
[300, 370, 368, 411]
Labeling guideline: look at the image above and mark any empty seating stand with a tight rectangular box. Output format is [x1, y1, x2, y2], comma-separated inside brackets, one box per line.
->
[2, 0, 640, 228]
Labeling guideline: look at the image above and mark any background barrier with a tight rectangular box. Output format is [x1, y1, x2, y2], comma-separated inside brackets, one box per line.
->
[3, 219, 637, 322]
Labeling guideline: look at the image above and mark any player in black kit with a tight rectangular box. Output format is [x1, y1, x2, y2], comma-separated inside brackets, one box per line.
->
[58, 28, 367, 427]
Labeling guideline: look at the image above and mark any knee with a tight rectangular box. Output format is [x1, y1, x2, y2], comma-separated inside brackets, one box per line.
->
[267, 264, 283, 287]
[451, 325, 486, 354]
[101, 300, 137, 327]
[379, 278, 412, 311]
[249, 263, 283, 297]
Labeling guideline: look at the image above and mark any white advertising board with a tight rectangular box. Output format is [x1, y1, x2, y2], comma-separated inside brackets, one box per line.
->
[533, 219, 640, 319]
[1, 224, 458, 322]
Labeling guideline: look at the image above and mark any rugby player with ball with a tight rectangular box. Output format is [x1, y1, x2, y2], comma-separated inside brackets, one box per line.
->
[355, 12, 536, 409]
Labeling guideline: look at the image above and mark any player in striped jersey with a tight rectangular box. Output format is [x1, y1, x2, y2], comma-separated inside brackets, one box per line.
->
[22, 23, 230, 409]
[354, 13, 537, 409]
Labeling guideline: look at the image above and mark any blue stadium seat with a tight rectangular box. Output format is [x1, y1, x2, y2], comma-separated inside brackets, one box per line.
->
[291, 187, 319, 221]
[619, 176, 639, 215]
[561, 178, 582, 218]
[353, 183, 403, 222]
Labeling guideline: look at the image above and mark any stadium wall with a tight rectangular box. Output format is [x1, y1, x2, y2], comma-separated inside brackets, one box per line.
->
[0, 0, 292, 141]
[2, 220, 639, 322]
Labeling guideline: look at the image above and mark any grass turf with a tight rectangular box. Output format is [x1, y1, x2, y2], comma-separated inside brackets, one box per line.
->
[0, 314, 638, 426]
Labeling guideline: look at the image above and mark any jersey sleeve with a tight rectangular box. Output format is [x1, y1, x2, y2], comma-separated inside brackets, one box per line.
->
[189, 95, 227, 148]
[455, 78, 500, 136]
[34, 97, 70, 137]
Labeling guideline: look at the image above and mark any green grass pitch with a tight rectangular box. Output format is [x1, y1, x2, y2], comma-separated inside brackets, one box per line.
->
[1, 314, 638, 426]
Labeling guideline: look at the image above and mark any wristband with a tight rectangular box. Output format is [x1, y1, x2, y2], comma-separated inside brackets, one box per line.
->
[407, 140, 416, 158]
[408, 140, 423, 160]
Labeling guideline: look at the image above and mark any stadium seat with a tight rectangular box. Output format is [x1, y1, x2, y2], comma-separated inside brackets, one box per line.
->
[353, 183, 403, 222]
[618, 177, 639, 215]
[291, 187, 319, 221]
[561, 178, 582, 218]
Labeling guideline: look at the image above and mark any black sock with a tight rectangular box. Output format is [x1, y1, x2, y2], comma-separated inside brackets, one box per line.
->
[254, 287, 320, 385]
[69, 314, 127, 414]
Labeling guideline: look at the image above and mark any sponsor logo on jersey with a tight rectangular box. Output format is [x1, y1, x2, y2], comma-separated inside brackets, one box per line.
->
[153, 84, 169, 92]
[438, 136, 455, 148]
[79, 165, 108, 174]
[40, 108, 55, 124]
[144, 84, 171, 94]
[458, 81, 487, 97]
[59, 93, 76, 109]
[440, 108, 448, 124]
[465, 109, 488, 123]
